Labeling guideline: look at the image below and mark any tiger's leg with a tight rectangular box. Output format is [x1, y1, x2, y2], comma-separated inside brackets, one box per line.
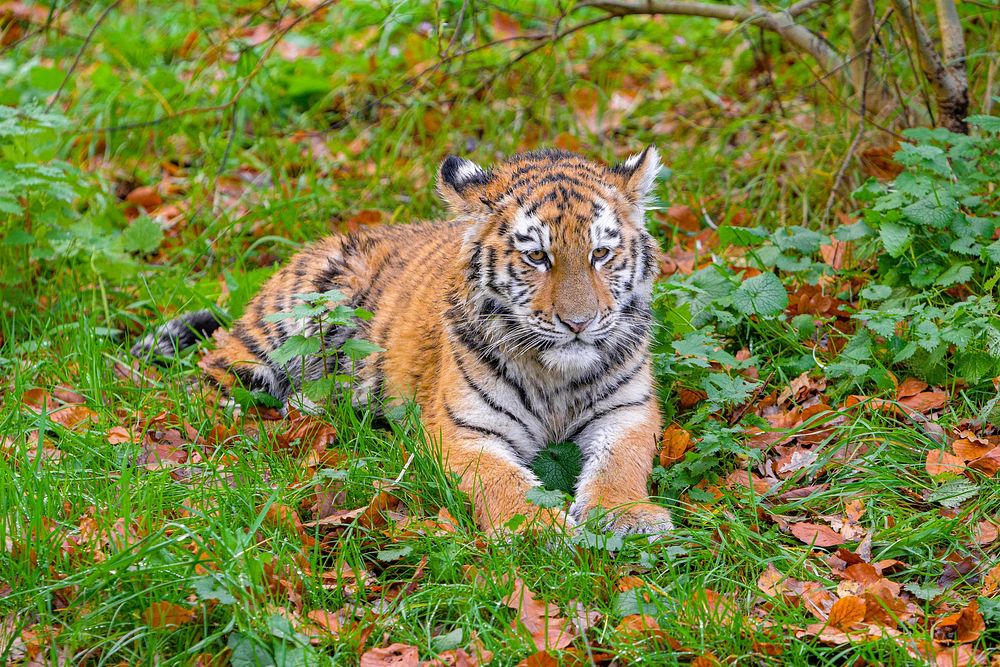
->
[443, 438, 573, 535]
[569, 400, 673, 535]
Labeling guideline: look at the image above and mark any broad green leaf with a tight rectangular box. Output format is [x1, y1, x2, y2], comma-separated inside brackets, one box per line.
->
[934, 264, 972, 287]
[878, 222, 910, 257]
[732, 272, 787, 316]
[193, 575, 236, 605]
[860, 284, 892, 301]
[122, 216, 164, 255]
[340, 337, 384, 360]
[531, 441, 582, 494]
[928, 479, 978, 508]
[270, 335, 321, 365]
[525, 486, 565, 508]
[376, 545, 413, 562]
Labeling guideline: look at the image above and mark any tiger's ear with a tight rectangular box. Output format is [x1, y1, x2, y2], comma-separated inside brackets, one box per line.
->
[437, 155, 495, 213]
[610, 146, 661, 205]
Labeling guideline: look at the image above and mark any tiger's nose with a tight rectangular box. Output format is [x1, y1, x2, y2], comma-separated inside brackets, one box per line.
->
[558, 314, 594, 334]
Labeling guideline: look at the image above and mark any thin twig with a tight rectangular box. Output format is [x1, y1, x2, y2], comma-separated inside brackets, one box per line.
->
[821, 9, 891, 225]
[46, 0, 123, 112]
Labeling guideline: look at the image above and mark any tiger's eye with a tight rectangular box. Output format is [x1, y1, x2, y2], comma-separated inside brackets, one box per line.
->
[592, 247, 610, 261]
[526, 250, 547, 263]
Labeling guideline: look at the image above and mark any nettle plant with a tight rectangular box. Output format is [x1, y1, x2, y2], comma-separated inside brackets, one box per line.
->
[843, 115, 1000, 385]
[248, 289, 382, 409]
[0, 105, 162, 285]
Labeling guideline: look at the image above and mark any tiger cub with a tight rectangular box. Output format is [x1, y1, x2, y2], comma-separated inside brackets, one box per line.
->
[134, 148, 674, 535]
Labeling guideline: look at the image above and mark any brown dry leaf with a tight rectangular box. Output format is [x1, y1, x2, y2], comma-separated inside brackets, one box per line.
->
[896, 377, 928, 399]
[980, 563, 1000, 596]
[264, 503, 315, 547]
[973, 520, 998, 545]
[359, 486, 401, 530]
[726, 469, 771, 495]
[106, 426, 135, 445]
[307, 608, 345, 636]
[516, 651, 558, 667]
[690, 655, 721, 667]
[502, 578, 573, 651]
[425, 648, 483, 667]
[827, 596, 866, 629]
[790, 522, 845, 547]
[858, 144, 903, 180]
[490, 10, 524, 40]
[360, 643, 419, 667]
[820, 237, 852, 270]
[900, 391, 948, 413]
[934, 600, 985, 645]
[142, 601, 196, 628]
[933, 644, 984, 667]
[952, 437, 993, 462]
[664, 205, 700, 233]
[659, 423, 692, 468]
[926, 450, 966, 478]
[126, 185, 163, 209]
[48, 405, 97, 430]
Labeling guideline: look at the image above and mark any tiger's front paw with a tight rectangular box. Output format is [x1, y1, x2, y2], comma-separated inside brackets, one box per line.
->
[572, 501, 674, 537]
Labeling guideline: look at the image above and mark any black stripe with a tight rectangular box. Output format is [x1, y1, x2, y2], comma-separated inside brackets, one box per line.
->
[444, 403, 517, 450]
[445, 314, 543, 424]
[454, 355, 530, 433]
[567, 396, 649, 442]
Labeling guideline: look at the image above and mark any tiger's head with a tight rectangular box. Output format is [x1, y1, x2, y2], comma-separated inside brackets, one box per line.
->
[439, 148, 661, 376]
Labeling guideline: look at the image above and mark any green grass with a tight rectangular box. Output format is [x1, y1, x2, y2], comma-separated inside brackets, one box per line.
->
[2, 0, 999, 665]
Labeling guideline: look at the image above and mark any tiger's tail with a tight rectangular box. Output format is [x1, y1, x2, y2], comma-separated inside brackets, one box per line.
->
[131, 309, 225, 358]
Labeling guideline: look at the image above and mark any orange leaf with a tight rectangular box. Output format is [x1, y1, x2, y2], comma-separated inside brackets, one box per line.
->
[789, 522, 845, 547]
[664, 205, 700, 233]
[360, 643, 419, 667]
[973, 520, 998, 545]
[126, 185, 163, 209]
[925, 450, 965, 478]
[106, 426, 134, 445]
[502, 578, 573, 651]
[659, 424, 692, 468]
[142, 601, 196, 628]
[952, 437, 993, 462]
[934, 600, 985, 645]
[827, 596, 866, 629]
[307, 608, 344, 636]
[896, 377, 928, 399]
[899, 391, 948, 413]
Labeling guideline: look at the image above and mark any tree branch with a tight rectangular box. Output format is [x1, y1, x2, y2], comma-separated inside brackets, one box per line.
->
[890, 0, 967, 132]
[934, 0, 968, 108]
[580, 0, 847, 81]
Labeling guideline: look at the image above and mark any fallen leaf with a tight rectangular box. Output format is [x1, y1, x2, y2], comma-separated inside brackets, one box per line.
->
[360, 643, 419, 667]
[790, 522, 845, 547]
[307, 608, 345, 636]
[926, 450, 965, 478]
[973, 520, 997, 545]
[896, 378, 928, 399]
[664, 204, 700, 233]
[659, 423, 692, 467]
[502, 578, 573, 651]
[126, 185, 163, 209]
[827, 596, 866, 629]
[899, 391, 948, 413]
[934, 600, 985, 645]
[107, 426, 135, 445]
[142, 601, 196, 628]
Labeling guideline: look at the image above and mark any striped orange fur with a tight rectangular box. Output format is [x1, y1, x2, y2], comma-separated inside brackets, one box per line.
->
[135, 148, 673, 535]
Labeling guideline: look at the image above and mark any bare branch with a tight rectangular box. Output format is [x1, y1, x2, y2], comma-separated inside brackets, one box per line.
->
[581, 0, 847, 83]
[785, 0, 833, 18]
